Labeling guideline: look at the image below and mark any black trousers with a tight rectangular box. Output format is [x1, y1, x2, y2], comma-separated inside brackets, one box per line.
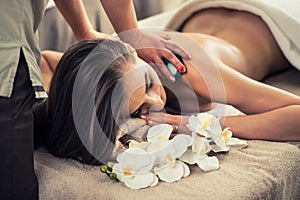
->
[0, 50, 38, 200]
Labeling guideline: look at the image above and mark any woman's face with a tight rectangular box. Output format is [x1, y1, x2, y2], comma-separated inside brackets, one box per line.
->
[122, 57, 167, 118]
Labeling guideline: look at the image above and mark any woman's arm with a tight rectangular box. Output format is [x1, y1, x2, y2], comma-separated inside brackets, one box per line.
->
[221, 105, 300, 141]
[147, 104, 300, 141]
[185, 57, 300, 114]
[215, 61, 300, 114]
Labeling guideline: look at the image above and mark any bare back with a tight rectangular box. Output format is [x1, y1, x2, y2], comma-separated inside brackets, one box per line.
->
[180, 8, 291, 79]
[162, 8, 294, 115]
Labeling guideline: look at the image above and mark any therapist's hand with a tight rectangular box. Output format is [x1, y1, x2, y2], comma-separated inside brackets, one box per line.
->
[119, 29, 191, 82]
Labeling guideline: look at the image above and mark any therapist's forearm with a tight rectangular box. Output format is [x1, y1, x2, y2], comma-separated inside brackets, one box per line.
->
[100, 0, 138, 33]
[54, 0, 95, 40]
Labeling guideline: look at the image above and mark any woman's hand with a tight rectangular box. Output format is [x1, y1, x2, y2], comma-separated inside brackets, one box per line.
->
[141, 112, 192, 135]
[119, 30, 191, 82]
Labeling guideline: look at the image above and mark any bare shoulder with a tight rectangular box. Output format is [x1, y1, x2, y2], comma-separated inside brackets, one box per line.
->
[41, 50, 63, 72]
[40, 50, 63, 91]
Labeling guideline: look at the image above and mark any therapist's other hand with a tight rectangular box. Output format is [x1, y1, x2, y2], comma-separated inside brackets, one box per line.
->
[119, 29, 191, 82]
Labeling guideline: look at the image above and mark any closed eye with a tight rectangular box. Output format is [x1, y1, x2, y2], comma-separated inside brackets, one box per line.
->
[131, 73, 153, 118]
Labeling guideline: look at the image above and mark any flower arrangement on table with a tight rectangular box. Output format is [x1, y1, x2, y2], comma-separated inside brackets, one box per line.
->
[99, 113, 248, 189]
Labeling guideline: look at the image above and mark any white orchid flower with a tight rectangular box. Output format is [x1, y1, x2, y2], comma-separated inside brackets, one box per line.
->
[180, 132, 219, 172]
[212, 127, 248, 152]
[221, 128, 248, 149]
[187, 113, 221, 139]
[151, 134, 191, 182]
[147, 124, 191, 182]
[146, 123, 174, 142]
[187, 113, 228, 152]
[154, 160, 190, 183]
[183, 113, 247, 171]
[112, 120, 247, 189]
[112, 147, 158, 189]
[147, 124, 192, 183]
[114, 124, 192, 187]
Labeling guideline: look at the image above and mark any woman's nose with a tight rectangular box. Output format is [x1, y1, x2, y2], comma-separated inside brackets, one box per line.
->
[145, 92, 164, 111]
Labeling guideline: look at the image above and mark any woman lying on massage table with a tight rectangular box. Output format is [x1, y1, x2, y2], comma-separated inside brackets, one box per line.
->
[37, 38, 300, 163]
[37, 8, 300, 164]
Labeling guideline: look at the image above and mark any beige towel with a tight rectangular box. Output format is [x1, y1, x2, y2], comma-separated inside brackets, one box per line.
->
[35, 140, 300, 199]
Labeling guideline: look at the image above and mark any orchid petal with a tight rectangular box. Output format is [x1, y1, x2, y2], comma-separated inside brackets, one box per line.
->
[205, 121, 222, 140]
[221, 127, 232, 143]
[128, 140, 140, 148]
[227, 137, 248, 149]
[123, 146, 146, 154]
[170, 134, 192, 157]
[196, 155, 220, 172]
[147, 124, 173, 142]
[211, 137, 230, 153]
[186, 115, 200, 132]
[195, 130, 209, 138]
[153, 150, 176, 167]
[174, 134, 192, 146]
[187, 113, 223, 140]
[147, 140, 170, 153]
[134, 141, 151, 151]
[112, 163, 125, 182]
[150, 175, 159, 187]
[154, 161, 184, 183]
[192, 135, 212, 156]
[211, 145, 229, 153]
[117, 147, 154, 171]
[149, 135, 191, 167]
[179, 149, 197, 164]
[178, 160, 190, 177]
[124, 172, 156, 189]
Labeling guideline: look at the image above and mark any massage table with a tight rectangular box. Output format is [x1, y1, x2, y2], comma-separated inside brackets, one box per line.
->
[35, 0, 300, 199]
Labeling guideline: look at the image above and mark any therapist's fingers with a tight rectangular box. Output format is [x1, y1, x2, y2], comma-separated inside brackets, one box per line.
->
[166, 52, 186, 74]
[160, 40, 186, 74]
[160, 34, 172, 41]
[136, 48, 176, 82]
[164, 40, 191, 60]
[152, 56, 176, 82]
[158, 33, 191, 60]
